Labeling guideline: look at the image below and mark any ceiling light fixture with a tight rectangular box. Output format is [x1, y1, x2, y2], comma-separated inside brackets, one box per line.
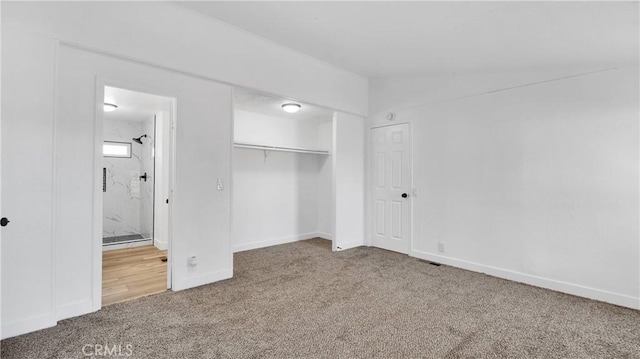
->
[281, 103, 301, 113]
[104, 103, 118, 112]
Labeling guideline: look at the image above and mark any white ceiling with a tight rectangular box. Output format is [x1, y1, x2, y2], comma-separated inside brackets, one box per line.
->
[234, 87, 334, 121]
[178, 1, 639, 78]
[105, 85, 332, 123]
[104, 86, 173, 122]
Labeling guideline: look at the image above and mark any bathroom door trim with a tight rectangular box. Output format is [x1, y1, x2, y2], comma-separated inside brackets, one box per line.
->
[93, 77, 177, 311]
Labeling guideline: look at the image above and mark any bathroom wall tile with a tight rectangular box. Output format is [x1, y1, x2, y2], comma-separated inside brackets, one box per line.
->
[103, 119, 146, 238]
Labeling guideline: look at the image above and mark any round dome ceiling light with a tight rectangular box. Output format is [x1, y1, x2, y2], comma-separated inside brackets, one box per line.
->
[104, 103, 118, 112]
[281, 103, 301, 113]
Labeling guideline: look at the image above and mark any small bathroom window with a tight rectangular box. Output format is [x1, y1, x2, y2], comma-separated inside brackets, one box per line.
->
[103, 141, 132, 158]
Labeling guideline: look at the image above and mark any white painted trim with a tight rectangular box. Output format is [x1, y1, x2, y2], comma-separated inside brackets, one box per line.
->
[1, 313, 57, 340]
[166, 96, 177, 291]
[316, 232, 334, 241]
[172, 268, 233, 292]
[50, 38, 60, 332]
[335, 240, 363, 251]
[56, 300, 94, 321]
[363, 118, 372, 248]
[331, 112, 338, 252]
[92, 78, 106, 312]
[154, 239, 168, 250]
[233, 233, 320, 253]
[410, 249, 640, 310]
[92, 75, 179, 311]
[229, 90, 236, 287]
[368, 122, 413, 254]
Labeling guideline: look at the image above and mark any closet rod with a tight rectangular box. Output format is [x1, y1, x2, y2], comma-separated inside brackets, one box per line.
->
[233, 143, 330, 155]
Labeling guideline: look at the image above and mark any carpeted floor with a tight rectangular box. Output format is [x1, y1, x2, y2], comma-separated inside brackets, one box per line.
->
[2, 238, 639, 358]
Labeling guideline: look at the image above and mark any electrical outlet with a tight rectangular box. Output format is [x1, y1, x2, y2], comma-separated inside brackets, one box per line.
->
[216, 179, 224, 191]
[188, 256, 197, 267]
[438, 241, 446, 253]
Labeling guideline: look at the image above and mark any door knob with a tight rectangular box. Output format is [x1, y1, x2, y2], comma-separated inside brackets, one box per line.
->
[1, 217, 10, 227]
[401, 193, 408, 198]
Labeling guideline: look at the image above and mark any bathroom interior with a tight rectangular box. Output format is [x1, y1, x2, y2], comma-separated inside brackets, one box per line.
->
[103, 113, 154, 246]
[101, 86, 173, 306]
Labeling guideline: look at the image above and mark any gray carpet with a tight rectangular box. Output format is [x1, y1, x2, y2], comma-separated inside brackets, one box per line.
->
[2, 238, 639, 358]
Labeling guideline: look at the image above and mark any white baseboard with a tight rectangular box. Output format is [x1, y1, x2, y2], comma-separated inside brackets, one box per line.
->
[335, 240, 363, 251]
[410, 249, 640, 310]
[57, 299, 95, 321]
[172, 268, 233, 291]
[154, 239, 168, 250]
[316, 232, 334, 241]
[233, 232, 321, 253]
[1, 313, 57, 340]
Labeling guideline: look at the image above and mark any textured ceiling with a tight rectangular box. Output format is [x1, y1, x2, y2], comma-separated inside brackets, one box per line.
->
[178, 1, 639, 77]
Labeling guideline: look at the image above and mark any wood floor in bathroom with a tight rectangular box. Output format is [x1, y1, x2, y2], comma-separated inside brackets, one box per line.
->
[102, 245, 168, 306]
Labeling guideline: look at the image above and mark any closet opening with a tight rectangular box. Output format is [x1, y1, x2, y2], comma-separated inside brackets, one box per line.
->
[231, 87, 335, 253]
[101, 85, 174, 306]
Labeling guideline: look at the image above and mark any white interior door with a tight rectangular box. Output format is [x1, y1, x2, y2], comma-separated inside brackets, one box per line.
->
[371, 123, 412, 254]
[1, 31, 57, 338]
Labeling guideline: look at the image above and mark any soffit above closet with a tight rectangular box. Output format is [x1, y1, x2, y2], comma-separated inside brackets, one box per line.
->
[234, 87, 333, 122]
[177, 1, 639, 77]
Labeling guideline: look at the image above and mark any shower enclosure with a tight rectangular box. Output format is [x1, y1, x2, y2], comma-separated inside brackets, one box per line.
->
[102, 116, 156, 246]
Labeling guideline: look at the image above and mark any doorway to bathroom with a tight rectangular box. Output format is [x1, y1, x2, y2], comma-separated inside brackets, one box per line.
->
[101, 85, 173, 306]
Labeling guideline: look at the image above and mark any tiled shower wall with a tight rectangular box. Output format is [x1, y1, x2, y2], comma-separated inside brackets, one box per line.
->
[103, 118, 154, 239]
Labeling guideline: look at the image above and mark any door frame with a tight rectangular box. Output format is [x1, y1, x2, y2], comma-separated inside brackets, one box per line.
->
[92, 78, 177, 310]
[368, 122, 414, 254]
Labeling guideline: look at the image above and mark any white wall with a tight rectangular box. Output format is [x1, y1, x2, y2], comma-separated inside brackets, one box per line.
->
[317, 121, 335, 238]
[1, 1, 367, 338]
[368, 66, 620, 116]
[368, 67, 640, 309]
[2, 2, 368, 117]
[333, 113, 366, 250]
[232, 149, 325, 251]
[232, 110, 333, 251]
[234, 110, 331, 151]
[55, 44, 233, 319]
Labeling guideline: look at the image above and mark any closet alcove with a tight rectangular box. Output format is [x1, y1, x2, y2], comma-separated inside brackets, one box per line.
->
[232, 88, 334, 252]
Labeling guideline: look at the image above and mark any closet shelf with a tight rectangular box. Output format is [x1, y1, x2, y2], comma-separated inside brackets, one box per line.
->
[233, 142, 330, 155]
